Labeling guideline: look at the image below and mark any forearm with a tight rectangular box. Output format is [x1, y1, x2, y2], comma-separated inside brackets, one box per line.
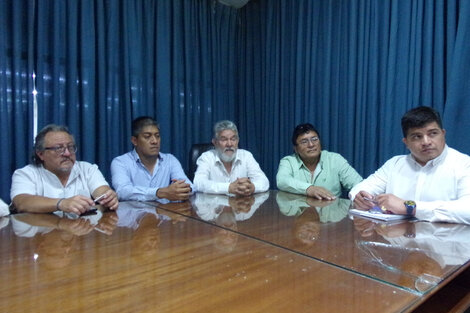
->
[13, 194, 61, 213]
[251, 176, 270, 193]
[276, 174, 311, 195]
[194, 177, 230, 194]
[115, 184, 157, 201]
[276, 162, 311, 195]
[415, 198, 470, 224]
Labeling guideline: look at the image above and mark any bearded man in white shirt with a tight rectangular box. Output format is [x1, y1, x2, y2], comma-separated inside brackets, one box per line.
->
[350, 106, 470, 224]
[193, 120, 269, 196]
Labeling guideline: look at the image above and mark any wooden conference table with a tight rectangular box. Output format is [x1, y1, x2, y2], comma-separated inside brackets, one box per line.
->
[1, 191, 470, 312]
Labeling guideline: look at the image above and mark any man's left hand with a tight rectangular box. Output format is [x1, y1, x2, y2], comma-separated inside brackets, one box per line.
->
[95, 189, 119, 210]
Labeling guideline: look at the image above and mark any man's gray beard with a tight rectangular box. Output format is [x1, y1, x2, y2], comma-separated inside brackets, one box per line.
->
[218, 148, 237, 163]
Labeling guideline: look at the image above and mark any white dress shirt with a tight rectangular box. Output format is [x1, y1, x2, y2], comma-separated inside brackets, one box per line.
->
[193, 149, 269, 195]
[349, 145, 470, 224]
[11, 161, 109, 201]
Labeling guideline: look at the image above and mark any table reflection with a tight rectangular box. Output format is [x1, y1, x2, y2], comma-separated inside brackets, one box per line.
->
[276, 191, 351, 246]
[117, 201, 190, 262]
[190, 192, 269, 252]
[150, 191, 470, 293]
[191, 192, 269, 222]
[0, 216, 9, 230]
[354, 218, 470, 292]
[276, 191, 351, 222]
[10, 212, 100, 269]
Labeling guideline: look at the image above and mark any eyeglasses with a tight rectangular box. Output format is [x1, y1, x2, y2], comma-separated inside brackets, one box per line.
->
[298, 136, 319, 146]
[43, 144, 77, 155]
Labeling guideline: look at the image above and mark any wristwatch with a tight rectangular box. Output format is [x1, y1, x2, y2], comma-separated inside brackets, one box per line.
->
[404, 200, 416, 216]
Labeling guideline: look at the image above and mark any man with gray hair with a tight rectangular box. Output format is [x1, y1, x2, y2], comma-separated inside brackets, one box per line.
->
[11, 124, 118, 214]
[194, 120, 269, 196]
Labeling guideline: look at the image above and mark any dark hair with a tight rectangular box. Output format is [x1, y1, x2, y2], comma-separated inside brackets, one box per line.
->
[401, 106, 443, 137]
[32, 124, 74, 165]
[291, 123, 320, 146]
[132, 116, 159, 137]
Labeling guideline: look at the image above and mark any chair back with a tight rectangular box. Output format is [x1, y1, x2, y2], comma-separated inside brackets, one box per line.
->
[188, 143, 213, 181]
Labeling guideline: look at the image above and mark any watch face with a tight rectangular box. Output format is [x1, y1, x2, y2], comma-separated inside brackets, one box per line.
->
[404, 200, 416, 216]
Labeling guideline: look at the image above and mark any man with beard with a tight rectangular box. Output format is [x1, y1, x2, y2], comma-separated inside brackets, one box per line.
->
[11, 125, 118, 214]
[111, 116, 193, 201]
[193, 120, 269, 196]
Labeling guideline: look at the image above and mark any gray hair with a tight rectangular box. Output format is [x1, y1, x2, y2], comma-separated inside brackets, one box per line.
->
[213, 120, 238, 139]
[32, 124, 74, 165]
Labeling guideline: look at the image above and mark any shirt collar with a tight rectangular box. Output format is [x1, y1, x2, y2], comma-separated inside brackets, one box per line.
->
[131, 149, 162, 164]
[409, 144, 448, 167]
[295, 151, 323, 170]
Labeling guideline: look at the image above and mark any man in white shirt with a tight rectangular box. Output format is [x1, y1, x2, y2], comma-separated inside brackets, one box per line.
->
[350, 106, 470, 224]
[11, 124, 118, 214]
[193, 120, 269, 196]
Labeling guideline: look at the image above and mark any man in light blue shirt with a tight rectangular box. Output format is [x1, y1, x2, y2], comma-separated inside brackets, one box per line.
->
[111, 116, 193, 201]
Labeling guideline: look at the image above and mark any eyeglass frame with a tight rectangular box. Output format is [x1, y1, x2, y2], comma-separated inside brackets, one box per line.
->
[297, 136, 320, 147]
[43, 144, 78, 155]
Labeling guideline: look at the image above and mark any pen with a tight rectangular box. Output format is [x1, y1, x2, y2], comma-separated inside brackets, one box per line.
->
[364, 197, 388, 213]
[94, 193, 106, 204]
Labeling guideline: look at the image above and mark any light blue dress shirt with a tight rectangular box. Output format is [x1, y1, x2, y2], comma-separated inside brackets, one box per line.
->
[111, 150, 193, 201]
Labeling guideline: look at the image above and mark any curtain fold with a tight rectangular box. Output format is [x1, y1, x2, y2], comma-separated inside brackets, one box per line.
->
[0, 0, 237, 201]
[238, 0, 470, 183]
[0, 0, 35, 201]
[1, 0, 470, 202]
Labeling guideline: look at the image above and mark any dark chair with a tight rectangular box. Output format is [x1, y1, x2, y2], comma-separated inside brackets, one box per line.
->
[188, 143, 213, 181]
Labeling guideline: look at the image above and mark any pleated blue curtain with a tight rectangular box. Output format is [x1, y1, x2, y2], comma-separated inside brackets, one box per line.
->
[0, 1, 36, 201]
[1, 0, 470, 202]
[238, 0, 470, 182]
[443, 0, 470, 153]
[0, 0, 237, 201]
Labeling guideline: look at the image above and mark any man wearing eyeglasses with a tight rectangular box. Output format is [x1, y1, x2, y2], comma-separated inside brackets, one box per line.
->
[10, 124, 119, 214]
[193, 120, 269, 196]
[276, 123, 362, 200]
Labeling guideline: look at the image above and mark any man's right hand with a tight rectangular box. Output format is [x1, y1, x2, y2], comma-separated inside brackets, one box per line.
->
[228, 178, 255, 196]
[156, 179, 192, 201]
[306, 186, 336, 200]
[352, 190, 375, 210]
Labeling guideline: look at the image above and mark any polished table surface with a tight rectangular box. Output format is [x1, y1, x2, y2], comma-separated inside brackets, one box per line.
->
[1, 191, 469, 312]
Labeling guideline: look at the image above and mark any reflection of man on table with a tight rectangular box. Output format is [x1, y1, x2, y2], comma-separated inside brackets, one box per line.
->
[10, 213, 100, 269]
[354, 219, 470, 291]
[276, 191, 350, 223]
[276, 191, 351, 246]
[191, 192, 269, 222]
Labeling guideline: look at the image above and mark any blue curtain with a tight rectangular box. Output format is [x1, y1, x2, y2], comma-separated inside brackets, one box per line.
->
[238, 0, 470, 182]
[1, 0, 470, 202]
[0, 0, 238, 201]
[0, 0, 36, 201]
